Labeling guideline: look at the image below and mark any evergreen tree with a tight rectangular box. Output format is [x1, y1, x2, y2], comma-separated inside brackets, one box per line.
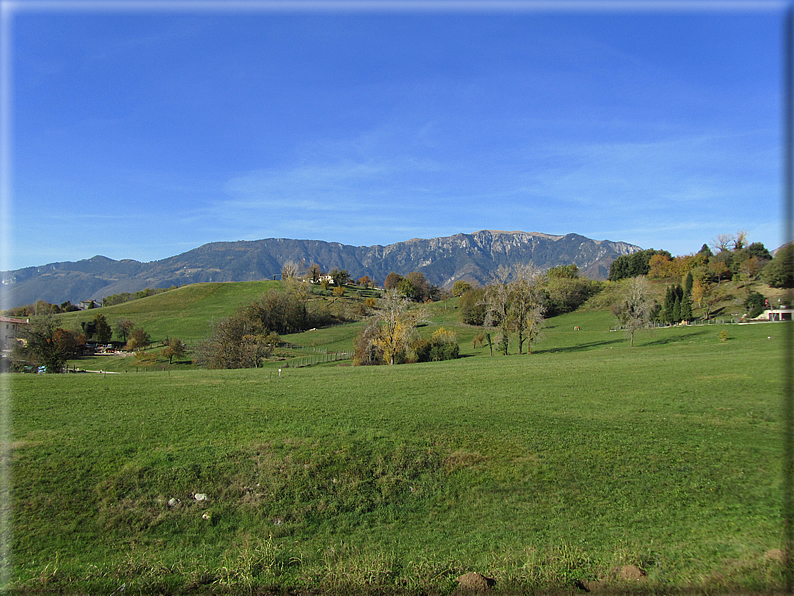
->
[94, 313, 112, 343]
[680, 293, 693, 321]
[746, 242, 772, 261]
[672, 296, 681, 323]
[663, 287, 676, 323]
[684, 271, 693, 295]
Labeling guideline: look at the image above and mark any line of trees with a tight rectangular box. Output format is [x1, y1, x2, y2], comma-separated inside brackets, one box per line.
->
[3, 299, 81, 317]
[611, 232, 785, 289]
[102, 286, 177, 307]
[482, 264, 547, 355]
[456, 263, 601, 354]
[383, 271, 440, 303]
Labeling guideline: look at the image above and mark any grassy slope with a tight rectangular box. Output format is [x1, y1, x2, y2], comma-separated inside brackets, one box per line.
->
[57, 280, 282, 342]
[9, 310, 786, 594]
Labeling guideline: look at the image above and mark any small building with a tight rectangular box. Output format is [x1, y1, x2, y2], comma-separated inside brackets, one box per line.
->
[0, 316, 29, 347]
[78, 299, 102, 310]
[766, 309, 794, 322]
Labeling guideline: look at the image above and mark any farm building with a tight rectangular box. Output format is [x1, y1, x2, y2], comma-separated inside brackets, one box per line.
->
[0, 315, 29, 346]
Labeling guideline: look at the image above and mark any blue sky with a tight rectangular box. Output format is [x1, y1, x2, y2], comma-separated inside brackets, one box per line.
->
[2, 1, 787, 271]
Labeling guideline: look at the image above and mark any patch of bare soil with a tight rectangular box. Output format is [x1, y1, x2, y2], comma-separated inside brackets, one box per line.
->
[452, 571, 496, 595]
[765, 549, 785, 563]
[581, 565, 647, 593]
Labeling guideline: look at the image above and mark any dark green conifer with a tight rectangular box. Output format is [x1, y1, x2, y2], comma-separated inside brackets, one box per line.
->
[663, 287, 675, 323]
[680, 293, 693, 321]
[672, 296, 681, 323]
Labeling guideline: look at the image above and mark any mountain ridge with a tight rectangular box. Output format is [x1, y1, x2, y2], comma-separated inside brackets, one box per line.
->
[3, 230, 641, 307]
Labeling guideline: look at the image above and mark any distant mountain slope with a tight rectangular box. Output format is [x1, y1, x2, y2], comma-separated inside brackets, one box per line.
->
[3, 230, 641, 307]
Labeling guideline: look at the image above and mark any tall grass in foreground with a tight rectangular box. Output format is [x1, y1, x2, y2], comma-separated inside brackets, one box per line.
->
[8, 321, 787, 594]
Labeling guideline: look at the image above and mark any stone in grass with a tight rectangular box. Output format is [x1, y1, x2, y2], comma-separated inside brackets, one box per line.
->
[453, 572, 496, 594]
[194, 493, 208, 501]
[167, 498, 179, 507]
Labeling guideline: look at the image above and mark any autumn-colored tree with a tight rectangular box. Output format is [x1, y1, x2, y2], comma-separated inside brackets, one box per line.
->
[691, 278, 720, 320]
[384, 272, 404, 290]
[708, 259, 730, 284]
[162, 337, 185, 364]
[406, 271, 431, 302]
[355, 289, 428, 365]
[126, 327, 151, 352]
[740, 256, 763, 281]
[52, 328, 78, 357]
[691, 278, 705, 309]
[333, 286, 346, 297]
[648, 253, 674, 279]
[357, 275, 372, 288]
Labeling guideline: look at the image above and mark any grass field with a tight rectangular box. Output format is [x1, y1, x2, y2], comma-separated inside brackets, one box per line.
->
[7, 311, 787, 594]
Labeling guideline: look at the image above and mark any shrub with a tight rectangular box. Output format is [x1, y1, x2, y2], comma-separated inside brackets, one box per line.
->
[458, 287, 486, 326]
[414, 328, 459, 363]
[451, 280, 473, 297]
[744, 291, 766, 318]
[762, 245, 794, 288]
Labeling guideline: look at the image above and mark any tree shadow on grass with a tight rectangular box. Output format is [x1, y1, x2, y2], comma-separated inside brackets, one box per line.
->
[639, 329, 711, 347]
[533, 338, 626, 354]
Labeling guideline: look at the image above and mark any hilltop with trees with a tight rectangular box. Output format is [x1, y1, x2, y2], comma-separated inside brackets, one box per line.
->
[6, 230, 789, 373]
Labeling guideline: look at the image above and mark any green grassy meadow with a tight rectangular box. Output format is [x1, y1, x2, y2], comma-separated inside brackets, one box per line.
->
[7, 309, 788, 594]
[58, 281, 283, 342]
